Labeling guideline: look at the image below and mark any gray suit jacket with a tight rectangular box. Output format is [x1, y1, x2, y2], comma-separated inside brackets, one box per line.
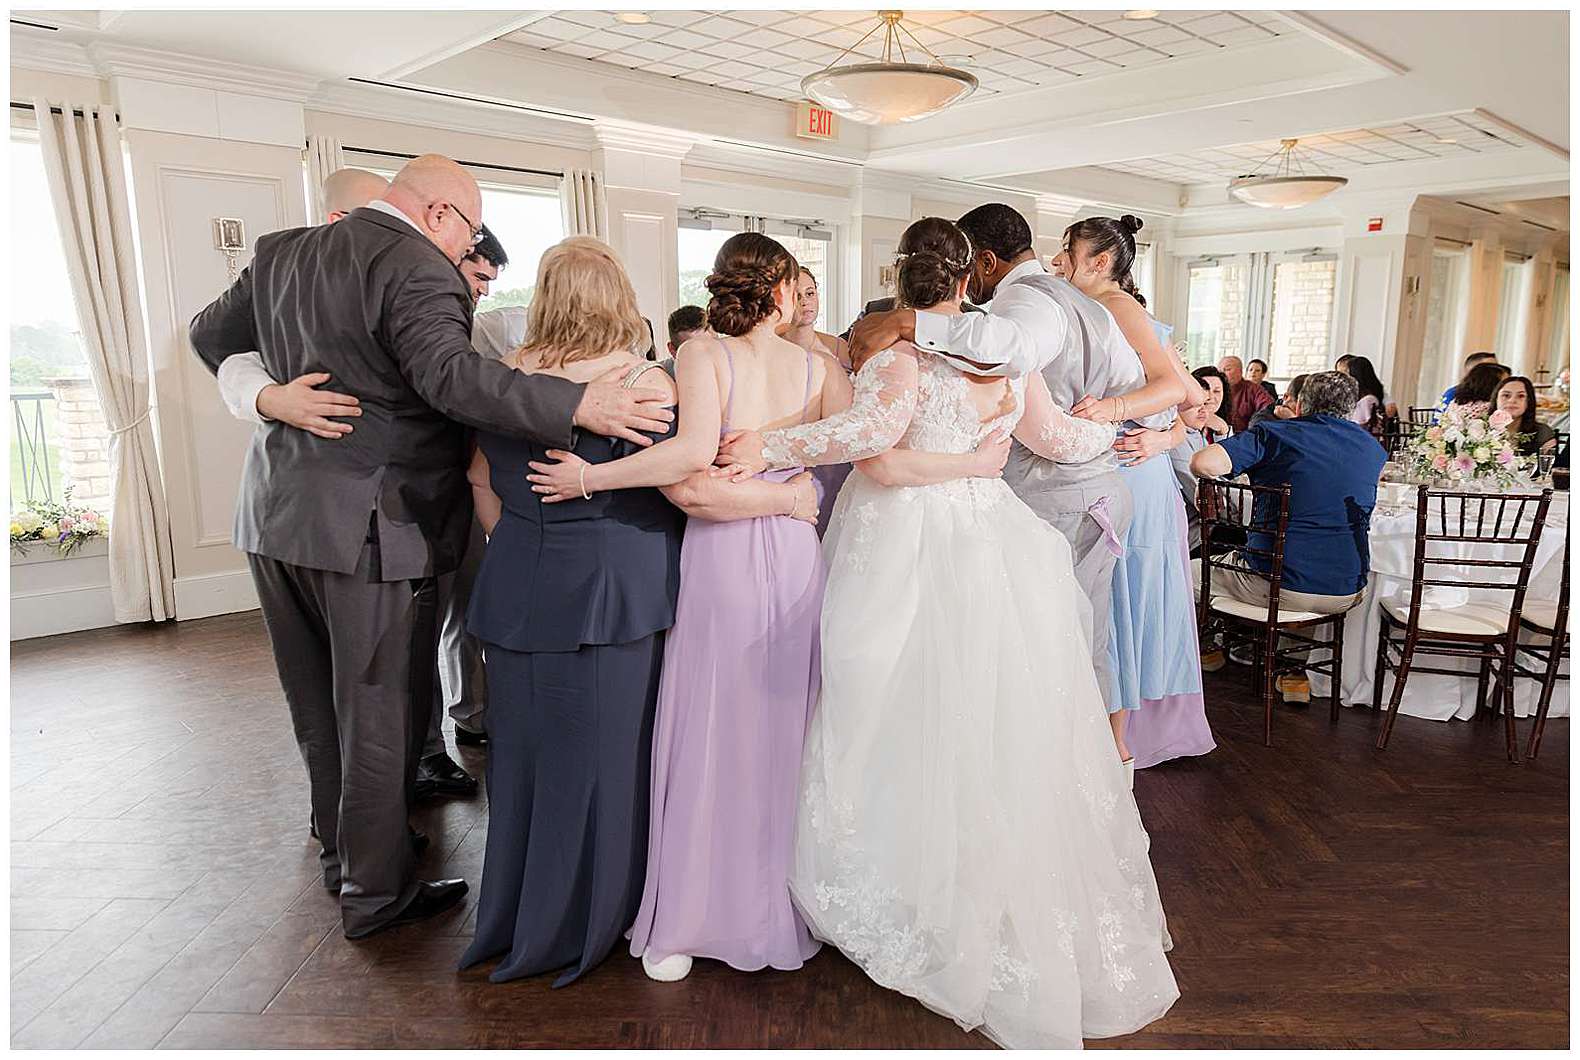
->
[189, 207, 583, 581]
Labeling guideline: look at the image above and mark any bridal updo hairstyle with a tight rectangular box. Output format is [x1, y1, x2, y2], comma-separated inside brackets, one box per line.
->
[1064, 214, 1147, 308]
[894, 216, 974, 310]
[705, 232, 798, 337]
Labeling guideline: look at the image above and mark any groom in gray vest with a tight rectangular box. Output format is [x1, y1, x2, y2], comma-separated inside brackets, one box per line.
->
[841, 203, 1161, 712]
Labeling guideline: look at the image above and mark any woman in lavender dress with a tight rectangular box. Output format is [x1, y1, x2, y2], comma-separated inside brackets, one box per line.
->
[529, 232, 849, 981]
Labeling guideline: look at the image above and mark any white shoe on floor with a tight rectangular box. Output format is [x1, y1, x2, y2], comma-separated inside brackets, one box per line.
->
[641, 951, 693, 982]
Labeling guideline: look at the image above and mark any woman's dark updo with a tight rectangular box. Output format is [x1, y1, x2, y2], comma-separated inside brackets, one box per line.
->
[895, 216, 973, 310]
[1064, 213, 1147, 308]
[705, 232, 797, 337]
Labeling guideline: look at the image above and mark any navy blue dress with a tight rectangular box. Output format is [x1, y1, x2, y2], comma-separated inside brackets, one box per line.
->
[459, 364, 682, 987]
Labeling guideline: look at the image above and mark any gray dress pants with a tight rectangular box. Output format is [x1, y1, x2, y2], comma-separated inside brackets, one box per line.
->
[422, 521, 488, 757]
[248, 531, 437, 938]
[1009, 470, 1134, 712]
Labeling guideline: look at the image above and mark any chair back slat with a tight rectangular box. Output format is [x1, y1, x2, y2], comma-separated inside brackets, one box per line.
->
[1404, 485, 1554, 635]
[1196, 477, 1293, 628]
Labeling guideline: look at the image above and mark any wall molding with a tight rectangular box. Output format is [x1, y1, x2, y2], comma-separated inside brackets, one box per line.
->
[308, 79, 597, 153]
[173, 568, 259, 621]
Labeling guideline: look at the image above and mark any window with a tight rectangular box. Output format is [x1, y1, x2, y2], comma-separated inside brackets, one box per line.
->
[473, 181, 563, 314]
[1266, 255, 1337, 379]
[677, 211, 835, 331]
[1544, 265, 1569, 384]
[9, 135, 112, 518]
[1133, 242, 1155, 311]
[1495, 253, 1533, 363]
[1184, 258, 1249, 368]
[1419, 244, 1471, 405]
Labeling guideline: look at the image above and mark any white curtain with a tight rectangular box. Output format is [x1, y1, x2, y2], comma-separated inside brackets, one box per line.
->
[34, 98, 176, 623]
[560, 168, 608, 240]
[305, 134, 344, 223]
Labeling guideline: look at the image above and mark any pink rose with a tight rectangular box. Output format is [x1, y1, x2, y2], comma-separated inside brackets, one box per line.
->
[1453, 455, 1476, 473]
[58, 516, 75, 532]
[1431, 453, 1449, 471]
[81, 510, 100, 523]
[1426, 426, 1444, 441]
[1489, 409, 1514, 429]
[1497, 448, 1516, 466]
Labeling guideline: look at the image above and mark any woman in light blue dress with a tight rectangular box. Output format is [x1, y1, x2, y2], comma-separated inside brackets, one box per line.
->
[1057, 215, 1216, 770]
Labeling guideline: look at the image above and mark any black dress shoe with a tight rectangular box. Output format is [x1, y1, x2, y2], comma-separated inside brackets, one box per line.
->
[414, 751, 479, 801]
[345, 879, 468, 939]
[453, 725, 488, 747]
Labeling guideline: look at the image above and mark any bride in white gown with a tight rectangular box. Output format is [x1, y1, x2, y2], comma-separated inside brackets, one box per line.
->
[734, 219, 1178, 1049]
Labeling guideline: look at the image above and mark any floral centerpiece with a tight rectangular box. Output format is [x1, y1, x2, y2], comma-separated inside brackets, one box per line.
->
[1402, 401, 1533, 489]
[10, 489, 109, 557]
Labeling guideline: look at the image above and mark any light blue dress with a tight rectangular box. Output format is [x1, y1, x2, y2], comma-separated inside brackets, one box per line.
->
[1106, 318, 1214, 768]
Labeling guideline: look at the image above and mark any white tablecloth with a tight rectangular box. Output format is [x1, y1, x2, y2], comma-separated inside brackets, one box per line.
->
[1312, 492, 1569, 721]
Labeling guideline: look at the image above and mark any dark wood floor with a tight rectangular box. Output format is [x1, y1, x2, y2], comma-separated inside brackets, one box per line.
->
[9, 611, 1569, 1049]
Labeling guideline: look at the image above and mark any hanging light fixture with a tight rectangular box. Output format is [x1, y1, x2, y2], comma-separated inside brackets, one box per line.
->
[801, 10, 978, 125]
[1227, 138, 1349, 209]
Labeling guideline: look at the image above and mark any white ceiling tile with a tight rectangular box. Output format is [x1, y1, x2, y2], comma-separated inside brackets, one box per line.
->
[971, 25, 1032, 48]
[521, 17, 593, 42]
[1059, 26, 1109, 46]
[1189, 12, 1251, 35]
[706, 39, 761, 60]
[642, 61, 688, 77]
[655, 27, 716, 50]
[688, 14, 754, 39]
[727, 9, 788, 26]
[1017, 12, 1086, 37]
[780, 37, 833, 61]
[1131, 25, 1192, 46]
[648, 10, 705, 28]
[1216, 25, 1275, 47]
[1083, 37, 1135, 58]
[936, 14, 999, 36]
[622, 40, 681, 62]
[1067, 58, 1121, 76]
[1164, 37, 1217, 55]
[554, 41, 607, 59]
[734, 26, 793, 49]
[706, 59, 758, 80]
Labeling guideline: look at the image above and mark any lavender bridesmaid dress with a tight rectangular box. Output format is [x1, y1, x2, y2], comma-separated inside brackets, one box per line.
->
[627, 341, 824, 972]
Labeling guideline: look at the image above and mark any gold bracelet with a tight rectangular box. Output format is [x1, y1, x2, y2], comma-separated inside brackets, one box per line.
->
[579, 464, 591, 500]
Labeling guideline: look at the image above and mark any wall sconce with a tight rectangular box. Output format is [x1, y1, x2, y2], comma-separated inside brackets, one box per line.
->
[212, 217, 246, 282]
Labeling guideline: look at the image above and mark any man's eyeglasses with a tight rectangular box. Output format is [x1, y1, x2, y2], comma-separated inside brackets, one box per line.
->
[444, 202, 483, 246]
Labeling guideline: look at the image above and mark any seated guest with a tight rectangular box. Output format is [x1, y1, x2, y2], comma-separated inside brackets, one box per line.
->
[1190, 371, 1386, 701]
[1253, 372, 1307, 426]
[1496, 375, 1559, 454]
[1247, 358, 1278, 402]
[1190, 365, 1232, 439]
[1452, 361, 1510, 408]
[1219, 354, 1272, 432]
[1172, 398, 1212, 553]
[1338, 354, 1387, 433]
[665, 304, 706, 357]
[1442, 351, 1499, 406]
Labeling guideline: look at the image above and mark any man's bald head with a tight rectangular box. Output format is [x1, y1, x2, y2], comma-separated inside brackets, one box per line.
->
[322, 168, 388, 223]
[383, 155, 483, 265]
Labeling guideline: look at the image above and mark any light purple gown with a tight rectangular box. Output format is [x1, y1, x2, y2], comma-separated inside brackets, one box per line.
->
[627, 342, 824, 972]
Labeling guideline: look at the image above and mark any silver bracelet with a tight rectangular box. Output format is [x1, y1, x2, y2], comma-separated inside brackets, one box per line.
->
[578, 464, 592, 501]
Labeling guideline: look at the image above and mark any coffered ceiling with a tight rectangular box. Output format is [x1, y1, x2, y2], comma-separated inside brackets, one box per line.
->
[502, 9, 1288, 102]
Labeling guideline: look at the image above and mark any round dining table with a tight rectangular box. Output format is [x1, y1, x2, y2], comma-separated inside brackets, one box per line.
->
[1310, 488, 1569, 721]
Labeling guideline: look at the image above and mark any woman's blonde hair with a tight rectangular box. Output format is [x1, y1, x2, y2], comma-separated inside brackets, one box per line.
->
[515, 236, 647, 368]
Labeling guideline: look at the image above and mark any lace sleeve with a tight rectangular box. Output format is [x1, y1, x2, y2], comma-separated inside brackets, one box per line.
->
[761, 347, 919, 469]
[1015, 371, 1115, 464]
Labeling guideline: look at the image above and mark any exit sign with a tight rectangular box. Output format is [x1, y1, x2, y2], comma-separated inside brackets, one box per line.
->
[795, 101, 837, 141]
[1367, 217, 1384, 232]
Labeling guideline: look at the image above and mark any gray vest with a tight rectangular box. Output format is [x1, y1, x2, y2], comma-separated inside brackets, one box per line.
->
[1000, 272, 1163, 493]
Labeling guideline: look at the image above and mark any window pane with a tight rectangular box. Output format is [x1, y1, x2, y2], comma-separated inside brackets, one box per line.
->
[1545, 266, 1569, 383]
[9, 138, 112, 519]
[1133, 242, 1154, 311]
[1184, 262, 1248, 368]
[1267, 258, 1336, 379]
[1420, 248, 1469, 405]
[1495, 256, 1532, 361]
[677, 226, 737, 314]
[474, 182, 563, 314]
[776, 234, 829, 331]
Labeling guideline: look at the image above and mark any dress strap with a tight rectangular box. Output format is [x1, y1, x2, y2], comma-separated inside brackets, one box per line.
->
[799, 345, 815, 424]
[718, 336, 736, 432]
[620, 360, 666, 389]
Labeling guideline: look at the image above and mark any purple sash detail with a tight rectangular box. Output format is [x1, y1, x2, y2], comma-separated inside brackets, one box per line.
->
[1088, 494, 1125, 558]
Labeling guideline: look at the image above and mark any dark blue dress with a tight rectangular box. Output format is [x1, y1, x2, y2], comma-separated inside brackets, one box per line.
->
[459, 364, 682, 987]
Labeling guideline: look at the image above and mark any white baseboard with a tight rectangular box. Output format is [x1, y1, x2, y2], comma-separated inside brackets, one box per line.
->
[9, 581, 119, 640]
[173, 568, 259, 620]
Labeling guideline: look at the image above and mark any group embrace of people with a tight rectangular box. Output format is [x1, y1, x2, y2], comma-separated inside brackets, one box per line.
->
[189, 151, 1320, 1049]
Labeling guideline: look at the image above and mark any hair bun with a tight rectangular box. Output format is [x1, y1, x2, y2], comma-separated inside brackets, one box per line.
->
[1120, 214, 1144, 235]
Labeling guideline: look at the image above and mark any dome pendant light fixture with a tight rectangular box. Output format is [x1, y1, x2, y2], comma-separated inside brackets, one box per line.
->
[1228, 138, 1349, 209]
[801, 10, 978, 125]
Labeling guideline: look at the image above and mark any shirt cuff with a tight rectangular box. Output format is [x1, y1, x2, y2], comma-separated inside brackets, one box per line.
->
[912, 310, 950, 354]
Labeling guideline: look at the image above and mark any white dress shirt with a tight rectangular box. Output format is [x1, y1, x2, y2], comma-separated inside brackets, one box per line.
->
[217, 305, 528, 424]
[911, 258, 1069, 381]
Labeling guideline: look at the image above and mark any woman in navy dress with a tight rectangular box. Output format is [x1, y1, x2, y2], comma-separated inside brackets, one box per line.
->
[459, 237, 819, 987]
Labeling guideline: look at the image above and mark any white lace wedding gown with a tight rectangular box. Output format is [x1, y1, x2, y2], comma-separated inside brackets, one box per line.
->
[764, 345, 1179, 1049]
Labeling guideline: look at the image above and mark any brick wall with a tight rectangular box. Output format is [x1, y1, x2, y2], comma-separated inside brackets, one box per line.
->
[1270, 260, 1336, 377]
[47, 376, 113, 514]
